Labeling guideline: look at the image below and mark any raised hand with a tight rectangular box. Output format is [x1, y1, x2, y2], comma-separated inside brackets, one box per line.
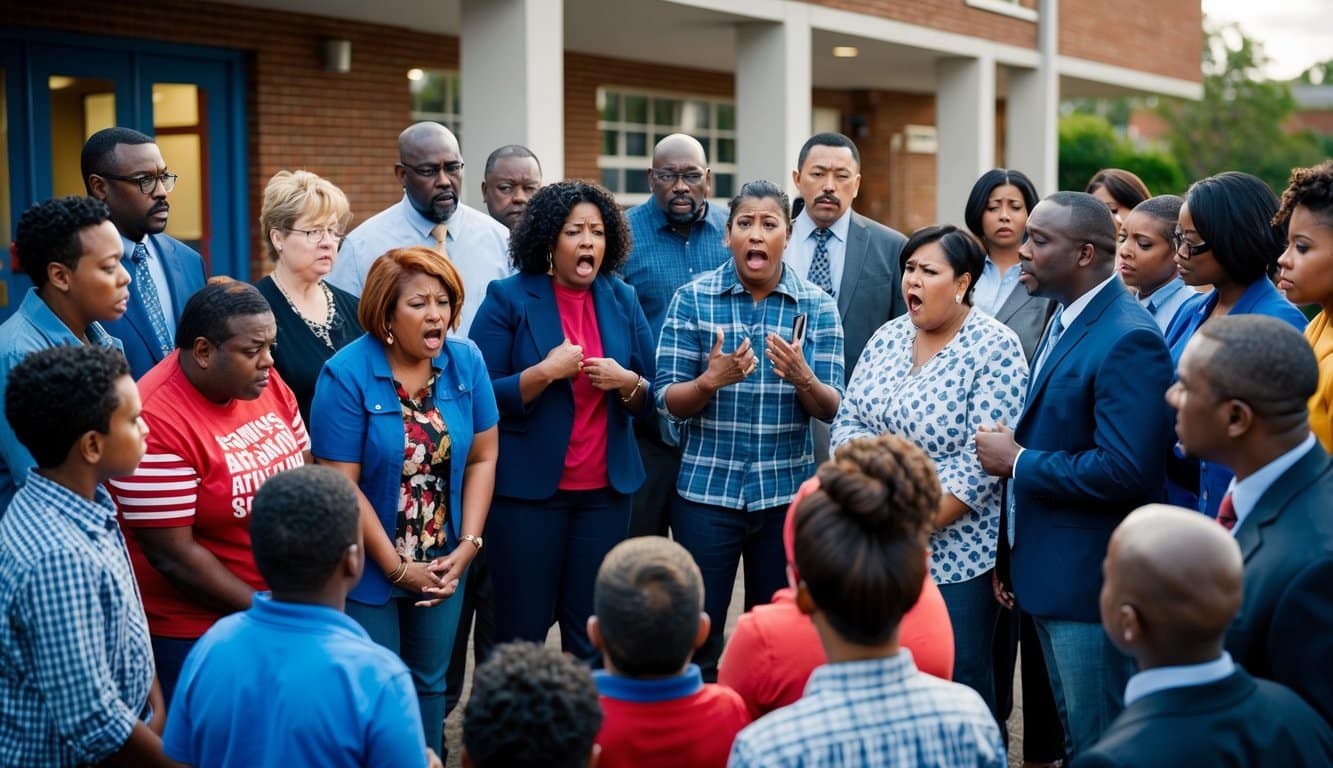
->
[700, 328, 757, 392]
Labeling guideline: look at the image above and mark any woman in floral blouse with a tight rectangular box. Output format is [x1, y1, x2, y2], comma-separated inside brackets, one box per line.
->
[831, 224, 1028, 716]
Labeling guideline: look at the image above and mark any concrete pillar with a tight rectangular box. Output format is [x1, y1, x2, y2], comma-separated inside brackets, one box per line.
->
[936, 55, 996, 223]
[735, 3, 811, 195]
[1004, 0, 1059, 193]
[459, 0, 564, 206]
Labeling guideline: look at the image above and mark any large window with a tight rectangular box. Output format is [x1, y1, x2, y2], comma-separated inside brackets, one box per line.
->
[597, 88, 736, 201]
[409, 69, 461, 134]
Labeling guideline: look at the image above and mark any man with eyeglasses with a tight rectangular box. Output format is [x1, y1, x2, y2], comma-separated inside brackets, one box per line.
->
[82, 127, 207, 379]
[618, 134, 730, 538]
[329, 122, 511, 336]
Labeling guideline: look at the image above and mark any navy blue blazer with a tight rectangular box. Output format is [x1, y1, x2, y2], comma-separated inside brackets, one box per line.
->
[1010, 278, 1174, 622]
[469, 272, 656, 500]
[1226, 443, 1333, 723]
[1071, 669, 1333, 767]
[102, 233, 207, 379]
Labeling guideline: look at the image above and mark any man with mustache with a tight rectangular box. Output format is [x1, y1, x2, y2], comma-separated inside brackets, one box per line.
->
[618, 134, 731, 538]
[330, 122, 511, 337]
[83, 127, 207, 379]
[481, 144, 542, 234]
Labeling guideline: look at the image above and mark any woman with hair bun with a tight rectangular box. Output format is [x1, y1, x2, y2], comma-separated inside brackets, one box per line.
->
[729, 434, 1005, 767]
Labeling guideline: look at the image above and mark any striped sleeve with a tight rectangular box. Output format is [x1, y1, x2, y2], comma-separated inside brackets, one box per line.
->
[109, 452, 201, 527]
[276, 372, 311, 452]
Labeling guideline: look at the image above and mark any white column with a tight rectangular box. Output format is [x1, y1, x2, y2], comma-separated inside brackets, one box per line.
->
[735, 3, 811, 195]
[459, 0, 564, 206]
[936, 54, 996, 222]
[1004, 0, 1058, 193]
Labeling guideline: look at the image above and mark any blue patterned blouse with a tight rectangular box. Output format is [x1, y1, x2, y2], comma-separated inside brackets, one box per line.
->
[831, 309, 1028, 583]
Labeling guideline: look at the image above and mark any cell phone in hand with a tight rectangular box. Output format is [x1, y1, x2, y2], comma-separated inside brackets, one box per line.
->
[791, 313, 807, 345]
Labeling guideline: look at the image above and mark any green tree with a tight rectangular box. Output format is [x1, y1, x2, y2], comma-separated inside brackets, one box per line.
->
[1057, 112, 1187, 194]
[1158, 22, 1326, 192]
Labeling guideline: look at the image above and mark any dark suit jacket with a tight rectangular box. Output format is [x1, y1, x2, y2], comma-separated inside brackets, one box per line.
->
[837, 212, 907, 380]
[469, 272, 656, 500]
[1225, 443, 1333, 722]
[994, 284, 1058, 362]
[1072, 668, 1333, 767]
[101, 233, 206, 379]
[1011, 278, 1173, 622]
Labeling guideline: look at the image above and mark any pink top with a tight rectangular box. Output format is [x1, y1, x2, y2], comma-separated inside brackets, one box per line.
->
[554, 282, 609, 489]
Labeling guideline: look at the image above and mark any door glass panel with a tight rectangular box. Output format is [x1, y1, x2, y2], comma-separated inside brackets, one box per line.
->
[153, 83, 205, 252]
[48, 75, 116, 197]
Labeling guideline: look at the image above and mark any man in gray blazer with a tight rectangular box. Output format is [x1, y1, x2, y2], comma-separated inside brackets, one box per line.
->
[784, 132, 906, 460]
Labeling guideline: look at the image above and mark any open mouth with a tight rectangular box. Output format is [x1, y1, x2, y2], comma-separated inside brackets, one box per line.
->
[423, 327, 444, 350]
[744, 249, 769, 271]
[575, 254, 597, 278]
[906, 292, 924, 313]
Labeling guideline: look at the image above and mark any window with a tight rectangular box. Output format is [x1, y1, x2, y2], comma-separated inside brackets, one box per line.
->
[409, 69, 461, 134]
[596, 88, 736, 201]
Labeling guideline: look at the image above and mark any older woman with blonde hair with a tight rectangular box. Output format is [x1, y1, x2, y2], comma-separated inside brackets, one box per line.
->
[256, 170, 363, 423]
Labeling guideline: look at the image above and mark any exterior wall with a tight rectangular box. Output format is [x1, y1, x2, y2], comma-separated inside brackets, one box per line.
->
[1059, 0, 1202, 83]
[805, 0, 1038, 49]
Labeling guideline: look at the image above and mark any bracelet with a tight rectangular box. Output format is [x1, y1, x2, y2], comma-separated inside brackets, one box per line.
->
[619, 375, 645, 406]
[388, 555, 409, 585]
[460, 533, 484, 552]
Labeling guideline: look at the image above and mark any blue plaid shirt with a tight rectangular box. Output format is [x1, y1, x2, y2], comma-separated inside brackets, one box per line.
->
[0, 470, 154, 766]
[620, 199, 731, 344]
[656, 260, 843, 510]
[729, 651, 1005, 768]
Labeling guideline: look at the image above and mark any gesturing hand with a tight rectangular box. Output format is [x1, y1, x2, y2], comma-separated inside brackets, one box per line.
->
[582, 356, 635, 392]
[976, 420, 1020, 478]
[765, 332, 815, 389]
[700, 329, 756, 392]
[542, 338, 584, 381]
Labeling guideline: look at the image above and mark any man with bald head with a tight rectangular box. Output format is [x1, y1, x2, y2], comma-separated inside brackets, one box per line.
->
[1072, 504, 1333, 766]
[619, 134, 730, 538]
[329, 121, 511, 335]
[976, 191, 1174, 755]
[1168, 314, 1333, 722]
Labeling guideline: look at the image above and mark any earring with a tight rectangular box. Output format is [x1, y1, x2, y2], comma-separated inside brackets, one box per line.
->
[546, 251, 554, 276]
[386, 329, 394, 345]
[954, 293, 963, 304]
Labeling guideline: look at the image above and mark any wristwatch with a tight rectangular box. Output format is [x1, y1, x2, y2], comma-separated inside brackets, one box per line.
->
[460, 533, 484, 551]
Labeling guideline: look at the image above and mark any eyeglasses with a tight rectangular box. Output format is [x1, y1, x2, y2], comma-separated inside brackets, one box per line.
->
[100, 172, 179, 194]
[286, 226, 344, 244]
[403, 161, 464, 178]
[652, 169, 706, 185]
[1172, 230, 1210, 257]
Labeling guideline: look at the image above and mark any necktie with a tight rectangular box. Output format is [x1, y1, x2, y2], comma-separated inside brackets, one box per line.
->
[1217, 492, 1237, 532]
[809, 228, 834, 294]
[1030, 312, 1065, 383]
[131, 242, 173, 357]
[430, 222, 449, 257]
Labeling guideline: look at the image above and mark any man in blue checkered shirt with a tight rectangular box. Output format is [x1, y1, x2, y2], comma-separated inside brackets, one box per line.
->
[656, 180, 843, 680]
[0, 345, 174, 767]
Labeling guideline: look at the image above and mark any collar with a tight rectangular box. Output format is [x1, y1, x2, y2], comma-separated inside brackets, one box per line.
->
[646, 199, 713, 233]
[983, 256, 1021, 278]
[806, 650, 917, 696]
[17, 289, 115, 347]
[1057, 273, 1119, 329]
[1230, 434, 1318, 533]
[24, 469, 119, 537]
[247, 592, 371, 638]
[792, 207, 852, 245]
[364, 334, 448, 382]
[593, 664, 704, 703]
[1139, 276, 1187, 311]
[1124, 653, 1234, 707]
[399, 193, 460, 241]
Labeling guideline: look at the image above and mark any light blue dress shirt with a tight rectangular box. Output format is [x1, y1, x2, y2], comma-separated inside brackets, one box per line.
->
[1123, 652, 1235, 706]
[1227, 434, 1317, 534]
[973, 257, 1023, 316]
[785, 208, 852, 299]
[1137, 276, 1194, 335]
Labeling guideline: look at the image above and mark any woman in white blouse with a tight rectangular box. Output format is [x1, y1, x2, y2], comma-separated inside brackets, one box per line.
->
[831, 224, 1028, 714]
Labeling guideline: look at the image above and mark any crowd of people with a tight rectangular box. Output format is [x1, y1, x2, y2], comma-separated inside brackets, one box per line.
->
[0, 119, 1331, 768]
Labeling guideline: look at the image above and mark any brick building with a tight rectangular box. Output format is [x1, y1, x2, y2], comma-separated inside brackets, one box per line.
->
[0, 0, 1201, 312]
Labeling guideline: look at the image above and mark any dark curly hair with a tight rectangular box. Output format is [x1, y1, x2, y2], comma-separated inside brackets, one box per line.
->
[14, 196, 113, 288]
[463, 641, 602, 768]
[509, 180, 631, 275]
[1274, 160, 1333, 229]
[5, 345, 130, 469]
[794, 434, 939, 646]
[250, 466, 360, 593]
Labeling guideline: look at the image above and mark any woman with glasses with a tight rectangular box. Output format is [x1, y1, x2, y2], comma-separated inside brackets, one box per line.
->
[255, 170, 363, 424]
[1163, 171, 1307, 517]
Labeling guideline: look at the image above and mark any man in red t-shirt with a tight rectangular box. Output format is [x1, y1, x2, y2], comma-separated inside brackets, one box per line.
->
[588, 537, 748, 768]
[109, 281, 309, 701]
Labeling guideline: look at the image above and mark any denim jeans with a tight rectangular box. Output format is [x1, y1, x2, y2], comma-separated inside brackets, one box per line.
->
[1033, 615, 1136, 757]
[151, 635, 198, 705]
[938, 571, 1001, 714]
[345, 572, 468, 756]
[487, 488, 630, 662]
[670, 497, 788, 681]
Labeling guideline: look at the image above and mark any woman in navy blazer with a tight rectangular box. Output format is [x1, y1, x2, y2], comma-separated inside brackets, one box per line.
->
[470, 181, 655, 660]
[310, 247, 499, 755]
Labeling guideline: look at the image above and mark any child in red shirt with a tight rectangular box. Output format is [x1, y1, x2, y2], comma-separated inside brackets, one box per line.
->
[588, 537, 749, 768]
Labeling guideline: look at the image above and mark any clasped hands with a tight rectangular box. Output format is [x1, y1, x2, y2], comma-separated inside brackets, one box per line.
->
[541, 338, 638, 392]
[399, 548, 476, 607]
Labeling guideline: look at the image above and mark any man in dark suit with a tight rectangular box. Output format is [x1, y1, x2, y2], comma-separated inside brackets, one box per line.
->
[976, 191, 1174, 756]
[1167, 314, 1333, 723]
[1073, 503, 1333, 767]
[82, 127, 207, 378]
